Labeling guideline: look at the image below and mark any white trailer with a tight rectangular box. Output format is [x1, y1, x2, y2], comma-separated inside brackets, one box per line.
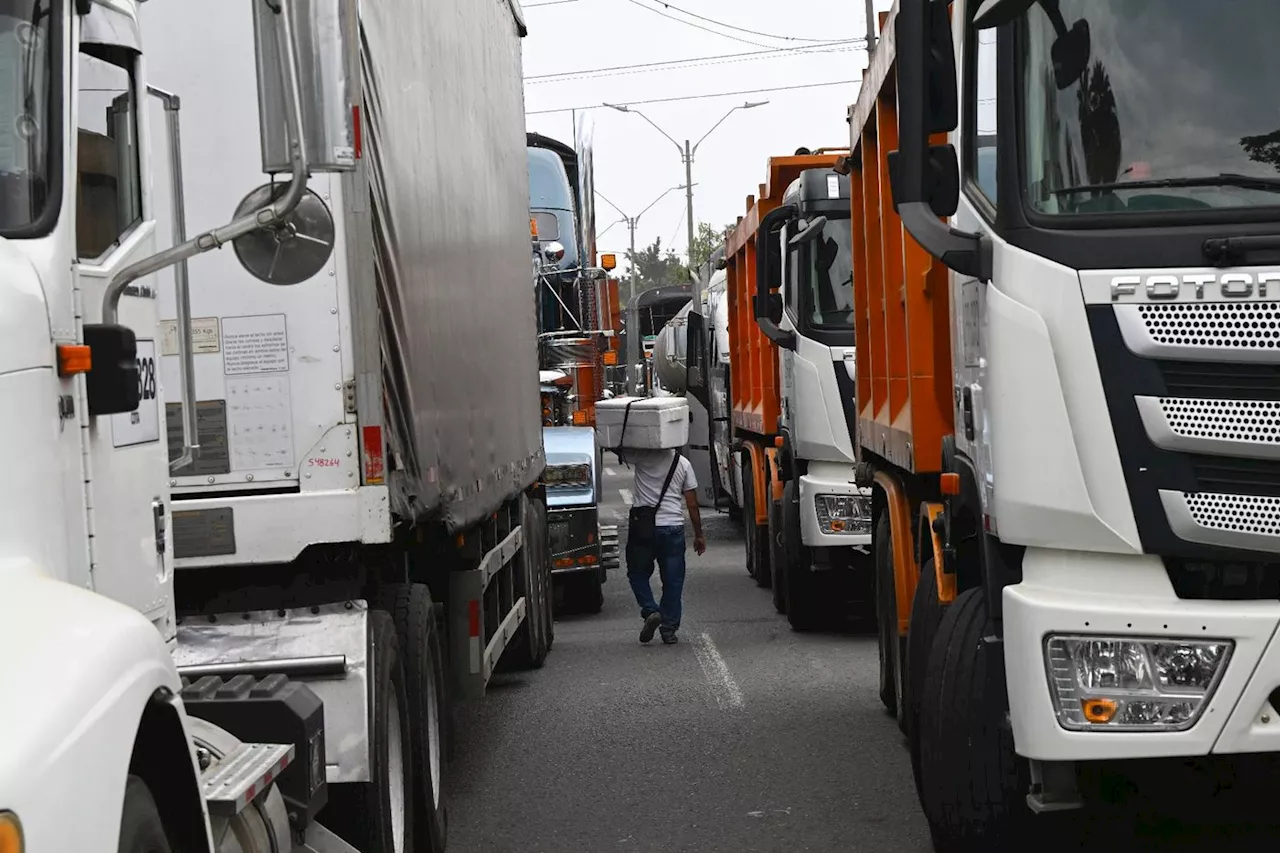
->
[0, 0, 549, 850]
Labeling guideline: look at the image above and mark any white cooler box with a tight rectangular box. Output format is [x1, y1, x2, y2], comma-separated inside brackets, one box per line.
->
[596, 396, 689, 449]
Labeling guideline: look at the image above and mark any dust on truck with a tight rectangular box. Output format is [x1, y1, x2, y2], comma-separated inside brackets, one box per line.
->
[0, 0, 550, 851]
[853, 0, 1280, 847]
[720, 154, 874, 630]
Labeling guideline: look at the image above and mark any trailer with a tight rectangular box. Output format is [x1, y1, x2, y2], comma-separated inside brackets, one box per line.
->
[851, 0, 1280, 847]
[0, 0, 548, 850]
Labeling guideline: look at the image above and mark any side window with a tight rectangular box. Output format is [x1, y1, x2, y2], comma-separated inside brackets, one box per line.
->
[968, 28, 998, 208]
[76, 46, 141, 260]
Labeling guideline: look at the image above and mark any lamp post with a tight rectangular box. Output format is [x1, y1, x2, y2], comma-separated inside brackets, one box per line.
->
[604, 100, 767, 265]
[596, 184, 690, 307]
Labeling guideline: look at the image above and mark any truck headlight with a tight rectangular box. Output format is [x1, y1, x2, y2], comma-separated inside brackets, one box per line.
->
[815, 494, 871, 535]
[544, 463, 590, 487]
[1045, 635, 1233, 731]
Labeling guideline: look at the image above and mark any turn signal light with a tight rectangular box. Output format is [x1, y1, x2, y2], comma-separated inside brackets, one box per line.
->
[57, 344, 92, 377]
[0, 813, 23, 853]
[1082, 698, 1118, 724]
[553, 558, 574, 569]
[578, 554, 598, 565]
[940, 472, 960, 496]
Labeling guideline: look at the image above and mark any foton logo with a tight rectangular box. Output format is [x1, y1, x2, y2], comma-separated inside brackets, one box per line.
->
[1111, 273, 1280, 302]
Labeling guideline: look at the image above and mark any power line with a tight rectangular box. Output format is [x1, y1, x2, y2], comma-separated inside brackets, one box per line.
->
[527, 78, 859, 115]
[526, 40, 865, 85]
[647, 0, 834, 43]
[669, 205, 687, 248]
[621, 0, 777, 49]
[525, 0, 578, 6]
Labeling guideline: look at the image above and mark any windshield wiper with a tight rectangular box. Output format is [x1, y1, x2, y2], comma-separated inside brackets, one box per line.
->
[1054, 174, 1280, 196]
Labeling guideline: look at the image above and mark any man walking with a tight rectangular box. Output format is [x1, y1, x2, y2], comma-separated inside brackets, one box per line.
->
[624, 448, 705, 645]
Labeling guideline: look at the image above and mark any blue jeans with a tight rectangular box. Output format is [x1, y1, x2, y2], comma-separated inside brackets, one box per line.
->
[626, 525, 686, 633]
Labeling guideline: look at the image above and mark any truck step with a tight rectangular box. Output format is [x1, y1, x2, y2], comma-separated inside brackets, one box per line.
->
[202, 741, 295, 816]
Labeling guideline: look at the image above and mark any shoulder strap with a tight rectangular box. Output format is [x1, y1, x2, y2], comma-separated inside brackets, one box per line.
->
[618, 399, 636, 448]
[655, 452, 682, 504]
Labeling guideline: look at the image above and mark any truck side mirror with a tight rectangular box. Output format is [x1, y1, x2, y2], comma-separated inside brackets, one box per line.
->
[753, 204, 798, 349]
[789, 215, 828, 247]
[890, 0, 992, 282]
[84, 324, 140, 416]
[686, 312, 707, 393]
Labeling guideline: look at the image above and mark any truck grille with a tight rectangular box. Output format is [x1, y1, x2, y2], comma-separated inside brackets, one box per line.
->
[1157, 398, 1280, 446]
[1158, 360, 1280, 400]
[1137, 303, 1280, 352]
[1183, 492, 1280, 538]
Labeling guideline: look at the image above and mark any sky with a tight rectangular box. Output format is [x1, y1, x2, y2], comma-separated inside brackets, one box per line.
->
[521, 0, 895, 268]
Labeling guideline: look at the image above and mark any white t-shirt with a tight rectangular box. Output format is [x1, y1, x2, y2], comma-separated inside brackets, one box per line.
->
[631, 450, 698, 528]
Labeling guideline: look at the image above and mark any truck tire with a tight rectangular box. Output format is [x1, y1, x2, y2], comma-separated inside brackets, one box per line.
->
[118, 775, 172, 853]
[742, 459, 765, 582]
[905, 557, 945, 802]
[769, 497, 787, 613]
[323, 610, 416, 853]
[873, 514, 897, 716]
[918, 588, 1029, 852]
[507, 495, 552, 665]
[374, 584, 449, 851]
[783, 481, 822, 631]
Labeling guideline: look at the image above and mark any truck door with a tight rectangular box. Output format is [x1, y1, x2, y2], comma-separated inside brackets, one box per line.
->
[74, 11, 175, 639]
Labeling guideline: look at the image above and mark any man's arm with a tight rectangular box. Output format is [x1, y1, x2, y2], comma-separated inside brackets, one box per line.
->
[684, 489, 706, 555]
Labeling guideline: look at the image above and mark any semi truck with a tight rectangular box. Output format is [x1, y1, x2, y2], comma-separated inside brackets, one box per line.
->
[661, 154, 875, 630]
[528, 131, 621, 612]
[1, 0, 549, 851]
[850, 0, 1280, 848]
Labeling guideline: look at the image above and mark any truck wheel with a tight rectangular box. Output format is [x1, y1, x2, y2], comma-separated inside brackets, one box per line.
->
[918, 588, 1029, 852]
[905, 558, 945, 802]
[374, 584, 449, 851]
[742, 459, 762, 581]
[323, 611, 416, 853]
[769, 497, 788, 613]
[873, 514, 897, 716]
[507, 495, 552, 666]
[783, 481, 822, 631]
[118, 775, 172, 853]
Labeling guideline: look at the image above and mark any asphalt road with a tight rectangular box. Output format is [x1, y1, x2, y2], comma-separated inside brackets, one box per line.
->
[446, 460, 1280, 853]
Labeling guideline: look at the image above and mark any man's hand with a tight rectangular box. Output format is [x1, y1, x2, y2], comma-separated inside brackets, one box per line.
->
[694, 534, 706, 556]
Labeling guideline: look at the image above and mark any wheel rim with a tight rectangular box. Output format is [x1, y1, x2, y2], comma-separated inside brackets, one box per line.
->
[388, 695, 407, 852]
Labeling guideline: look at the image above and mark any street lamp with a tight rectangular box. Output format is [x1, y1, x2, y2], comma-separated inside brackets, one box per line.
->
[604, 100, 768, 264]
[596, 184, 691, 307]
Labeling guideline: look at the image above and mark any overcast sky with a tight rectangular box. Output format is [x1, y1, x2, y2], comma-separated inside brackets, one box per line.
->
[521, 0, 893, 266]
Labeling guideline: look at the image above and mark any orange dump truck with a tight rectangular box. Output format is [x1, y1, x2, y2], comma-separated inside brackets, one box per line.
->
[847, 0, 1280, 848]
[717, 151, 875, 631]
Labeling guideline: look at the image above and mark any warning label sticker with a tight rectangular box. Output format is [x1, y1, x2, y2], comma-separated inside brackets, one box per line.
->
[222, 314, 290, 375]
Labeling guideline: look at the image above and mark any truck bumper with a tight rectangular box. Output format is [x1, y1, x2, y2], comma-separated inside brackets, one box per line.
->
[548, 505, 603, 574]
[1003, 547, 1280, 763]
[798, 465, 872, 549]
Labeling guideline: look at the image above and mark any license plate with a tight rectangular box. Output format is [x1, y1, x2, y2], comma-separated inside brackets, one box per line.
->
[549, 520, 570, 543]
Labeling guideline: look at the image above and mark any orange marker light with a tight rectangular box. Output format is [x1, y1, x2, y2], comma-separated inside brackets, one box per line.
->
[0, 812, 22, 853]
[57, 345, 92, 377]
[1082, 698, 1118, 724]
[571, 410, 589, 426]
[940, 472, 960, 496]
[603, 351, 618, 366]
[578, 554, 598, 565]
[553, 557, 574, 569]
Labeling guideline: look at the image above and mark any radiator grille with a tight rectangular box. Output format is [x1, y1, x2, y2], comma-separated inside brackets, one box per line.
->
[1137, 303, 1280, 351]
[1159, 398, 1280, 444]
[1184, 492, 1280, 538]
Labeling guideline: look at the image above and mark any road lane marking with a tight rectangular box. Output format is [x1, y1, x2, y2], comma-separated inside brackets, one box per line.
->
[693, 632, 744, 710]
[619, 488, 634, 505]
[605, 467, 617, 477]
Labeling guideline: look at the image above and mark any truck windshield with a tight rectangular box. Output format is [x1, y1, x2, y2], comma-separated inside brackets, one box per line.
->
[0, 0, 53, 235]
[808, 219, 853, 328]
[1022, 0, 1280, 218]
[528, 147, 574, 211]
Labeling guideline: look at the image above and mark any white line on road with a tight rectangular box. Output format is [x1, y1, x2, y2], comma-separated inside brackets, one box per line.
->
[619, 488, 634, 506]
[605, 467, 617, 477]
[693, 632, 744, 710]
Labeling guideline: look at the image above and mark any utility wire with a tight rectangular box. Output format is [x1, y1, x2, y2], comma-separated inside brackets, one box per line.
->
[620, 0, 778, 49]
[669, 206, 687, 248]
[647, 0, 835, 43]
[528, 79, 859, 116]
[526, 40, 865, 85]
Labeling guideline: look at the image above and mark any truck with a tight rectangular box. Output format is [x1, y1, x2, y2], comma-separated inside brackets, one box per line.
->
[849, 0, 1280, 847]
[1, 0, 550, 850]
[665, 154, 875, 630]
[528, 131, 621, 612]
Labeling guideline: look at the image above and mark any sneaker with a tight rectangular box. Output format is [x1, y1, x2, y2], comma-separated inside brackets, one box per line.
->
[660, 631, 679, 645]
[639, 612, 662, 644]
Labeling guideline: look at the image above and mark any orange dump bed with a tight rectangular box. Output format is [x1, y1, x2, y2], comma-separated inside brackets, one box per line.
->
[846, 10, 953, 474]
[724, 153, 844, 438]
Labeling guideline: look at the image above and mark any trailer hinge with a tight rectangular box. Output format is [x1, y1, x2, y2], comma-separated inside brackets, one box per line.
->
[343, 380, 357, 415]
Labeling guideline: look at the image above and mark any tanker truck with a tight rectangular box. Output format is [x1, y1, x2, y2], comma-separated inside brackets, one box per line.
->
[1, 0, 551, 850]
[850, 0, 1280, 848]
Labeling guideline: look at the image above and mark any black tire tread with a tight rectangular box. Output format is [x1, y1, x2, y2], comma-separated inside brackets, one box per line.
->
[906, 559, 944, 801]
[118, 775, 172, 853]
[919, 588, 1024, 852]
[874, 514, 897, 715]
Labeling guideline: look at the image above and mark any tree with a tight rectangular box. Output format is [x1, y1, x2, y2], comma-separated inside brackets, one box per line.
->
[687, 221, 735, 273]
[625, 237, 688, 291]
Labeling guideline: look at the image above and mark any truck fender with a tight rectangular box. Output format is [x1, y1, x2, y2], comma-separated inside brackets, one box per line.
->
[0, 569, 212, 852]
[739, 441, 769, 525]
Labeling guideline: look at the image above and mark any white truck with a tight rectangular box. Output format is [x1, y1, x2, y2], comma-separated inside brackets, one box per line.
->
[851, 0, 1280, 847]
[0, 0, 549, 850]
